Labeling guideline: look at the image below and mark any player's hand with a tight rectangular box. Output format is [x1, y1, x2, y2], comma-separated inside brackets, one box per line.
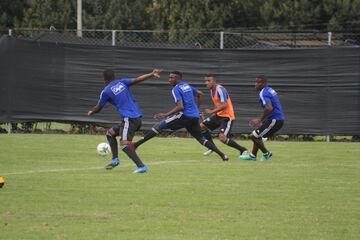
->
[87, 111, 93, 116]
[199, 112, 205, 122]
[154, 113, 166, 120]
[152, 69, 162, 78]
[249, 118, 261, 127]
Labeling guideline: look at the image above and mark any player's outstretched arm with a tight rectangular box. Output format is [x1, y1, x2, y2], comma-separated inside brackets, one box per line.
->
[131, 69, 162, 86]
[87, 103, 103, 116]
[154, 101, 184, 120]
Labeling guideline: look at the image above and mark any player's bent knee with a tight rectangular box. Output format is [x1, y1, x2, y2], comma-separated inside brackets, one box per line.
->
[218, 134, 227, 143]
[250, 131, 260, 139]
[106, 128, 117, 137]
[120, 144, 129, 150]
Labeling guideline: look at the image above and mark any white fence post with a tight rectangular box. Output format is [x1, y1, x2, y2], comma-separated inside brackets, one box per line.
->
[7, 123, 11, 134]
[220, 31, 224, 49]
[112, 30, 116, 46]
[327, 32, 332, 46]
[8, 29, 12, 36]
[76, 0, 82, 38]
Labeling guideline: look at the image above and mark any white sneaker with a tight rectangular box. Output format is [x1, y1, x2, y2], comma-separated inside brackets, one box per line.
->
[241, 150, 249, 156]
[203, 149, 213, 156]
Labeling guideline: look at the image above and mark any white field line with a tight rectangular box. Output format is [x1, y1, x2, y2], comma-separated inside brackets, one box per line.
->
[2, 160, 201, 176]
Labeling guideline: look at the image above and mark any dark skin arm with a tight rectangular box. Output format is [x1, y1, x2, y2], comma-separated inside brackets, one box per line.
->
[130, 69, 161, 86]
[204, 101, 227, 115]
[87, 69, 161, 116]
[195, 91, 204, 108]
[87, 103, 102, 116]
[249, 102, 273, 127]
[154, 101, 184, 120]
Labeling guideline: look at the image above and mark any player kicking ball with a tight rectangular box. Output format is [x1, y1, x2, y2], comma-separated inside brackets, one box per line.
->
[88, 69, 162, 173]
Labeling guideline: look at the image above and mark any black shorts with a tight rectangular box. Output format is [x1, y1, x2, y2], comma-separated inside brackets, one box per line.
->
[202, 115, 233, 136]
[159, 113, 203, 140]
[113, 117, 142, 141]
[253, 119, 284, 138]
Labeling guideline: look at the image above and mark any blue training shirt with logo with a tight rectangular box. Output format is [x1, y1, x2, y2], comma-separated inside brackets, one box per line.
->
[259, 86, 285, 120]
[98, 78, 142, 118]
[172, 82, 200, 118]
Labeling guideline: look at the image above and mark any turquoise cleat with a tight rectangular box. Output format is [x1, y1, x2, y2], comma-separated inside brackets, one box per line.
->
[239, 153, 256, 161]
[105, 158, 120, 169]
[134, 165, 148, 174]
[261, 151, 272, 161]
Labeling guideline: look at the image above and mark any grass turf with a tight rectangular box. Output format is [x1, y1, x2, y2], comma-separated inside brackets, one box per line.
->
[0, 134, 359, 239]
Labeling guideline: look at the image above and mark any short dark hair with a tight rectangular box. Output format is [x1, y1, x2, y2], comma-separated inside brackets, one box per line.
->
[204, 74, 216, 79]
[170, 71, 182, 79]
[103, 69, 115, 81]
[256, 74, 267, 83]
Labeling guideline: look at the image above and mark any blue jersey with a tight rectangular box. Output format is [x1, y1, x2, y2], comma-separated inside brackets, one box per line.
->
[98, 78, 142, 118]
[259, 86, 285, 120]
[172, 82, 200, 118]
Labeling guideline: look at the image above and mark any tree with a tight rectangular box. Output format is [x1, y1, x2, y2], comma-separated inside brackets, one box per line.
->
[0, 0, 29, 28]
[321, 0, 360, 30]
[19, 0, 76, 29]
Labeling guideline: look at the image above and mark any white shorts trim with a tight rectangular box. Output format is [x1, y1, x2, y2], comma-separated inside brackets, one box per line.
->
[224, 120, 232, 136]
[165, 112, 183, 124]
[122, 117, 129, 141]
[253, 119, 276, 138]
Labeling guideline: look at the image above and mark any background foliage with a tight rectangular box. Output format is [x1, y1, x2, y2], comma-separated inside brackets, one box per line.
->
[1, 0, 360, 30]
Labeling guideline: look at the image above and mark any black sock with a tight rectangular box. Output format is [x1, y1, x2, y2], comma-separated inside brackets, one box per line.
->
[135, 128, 159, 147]
[106, 134, 118, 159]
[226, 139, 247, 154]
[202, 130, 214, 144]
[122, 145, 144, 167]
[204, 141, 225, 157]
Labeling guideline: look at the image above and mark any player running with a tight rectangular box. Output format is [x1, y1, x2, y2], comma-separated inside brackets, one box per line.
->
[132, 71, 229, 161]
[200, 74, 248, 157]
[240, 75, 285, 161]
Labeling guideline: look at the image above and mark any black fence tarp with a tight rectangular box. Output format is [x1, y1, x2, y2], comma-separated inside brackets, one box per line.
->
[0, 36, 359, 135]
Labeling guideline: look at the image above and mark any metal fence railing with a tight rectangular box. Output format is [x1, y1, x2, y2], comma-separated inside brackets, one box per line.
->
[5, 29, 360, 48]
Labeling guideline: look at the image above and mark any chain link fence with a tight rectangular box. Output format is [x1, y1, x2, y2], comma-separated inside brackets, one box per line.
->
[4, 28, 360, 48]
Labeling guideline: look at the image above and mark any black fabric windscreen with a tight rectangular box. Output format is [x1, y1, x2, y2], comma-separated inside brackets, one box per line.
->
[0, 36, 359, 135]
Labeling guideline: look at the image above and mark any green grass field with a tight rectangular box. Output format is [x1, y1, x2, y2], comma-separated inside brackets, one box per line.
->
[0, 134, 359, 240]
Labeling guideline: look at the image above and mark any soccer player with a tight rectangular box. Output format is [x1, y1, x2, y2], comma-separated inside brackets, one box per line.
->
[200, 74, 248, 157]
[240, 75, 285, 161]
[132, 71, 229, 161]
[88, 69, 162, 173]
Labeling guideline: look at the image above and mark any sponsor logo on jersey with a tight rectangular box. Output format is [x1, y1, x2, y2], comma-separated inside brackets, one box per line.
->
[180, 84, 191, 93]
[111, 83, 126, 95]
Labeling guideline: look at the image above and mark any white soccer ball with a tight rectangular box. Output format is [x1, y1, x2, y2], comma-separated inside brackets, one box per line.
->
[97, 142, 111, 156]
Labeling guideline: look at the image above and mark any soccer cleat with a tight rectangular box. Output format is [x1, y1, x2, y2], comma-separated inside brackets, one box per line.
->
[203, 149, 213, 156]
[261, 151, 272, 161]
[134, 165, 148, 174]
[105, 158, 120, 169]
[240, 150, 249, 156]
[239, 153, 256, 161]
[221, 154, 229, 161]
